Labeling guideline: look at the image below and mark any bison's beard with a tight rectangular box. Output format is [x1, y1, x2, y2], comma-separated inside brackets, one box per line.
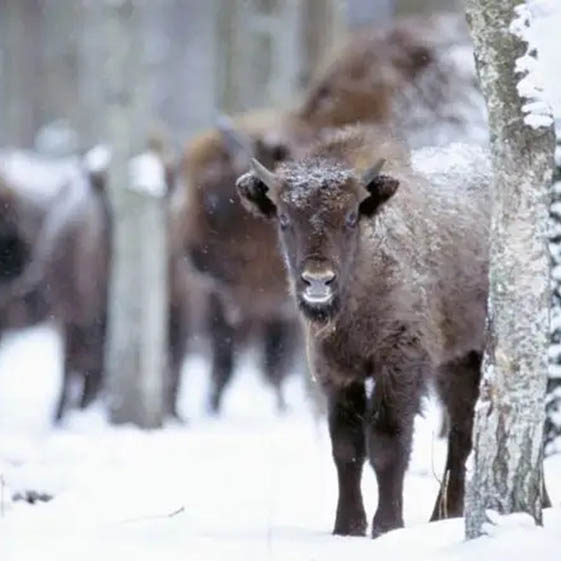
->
[297, 292, 340, 324]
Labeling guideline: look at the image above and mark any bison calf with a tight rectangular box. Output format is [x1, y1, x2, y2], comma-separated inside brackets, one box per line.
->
[237, 126, 491, 537]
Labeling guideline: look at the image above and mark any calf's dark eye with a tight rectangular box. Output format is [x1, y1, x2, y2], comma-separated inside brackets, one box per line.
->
[345, 210, 358, 228]
[279, 213, 290, 229]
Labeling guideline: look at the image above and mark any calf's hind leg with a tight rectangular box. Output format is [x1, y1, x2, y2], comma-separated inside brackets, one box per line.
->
[431, 351, 481, 521]
[326, 382, 367, 536]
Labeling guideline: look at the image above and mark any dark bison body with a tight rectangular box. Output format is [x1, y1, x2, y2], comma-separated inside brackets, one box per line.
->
[0, 153, 111, 422]
[237, 126, 491, 537]
[0, 171, 52, 333]
[38, 168, 111, 421]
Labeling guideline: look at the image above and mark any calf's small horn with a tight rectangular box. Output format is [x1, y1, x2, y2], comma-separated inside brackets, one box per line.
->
[251, 158, 279, 197]
[361, 158, 386, 187]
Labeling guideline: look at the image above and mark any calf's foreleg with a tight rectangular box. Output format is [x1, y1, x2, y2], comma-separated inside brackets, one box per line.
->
[326, 382, 367, 536]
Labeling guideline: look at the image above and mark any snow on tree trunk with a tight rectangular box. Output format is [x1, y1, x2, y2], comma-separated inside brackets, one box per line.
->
[546, 149, 561, 454]
[102, 0, 167, 429]
[464, 0, 556, 539]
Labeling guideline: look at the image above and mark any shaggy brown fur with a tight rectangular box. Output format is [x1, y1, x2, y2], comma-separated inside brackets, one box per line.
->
[237, 126, 491, 537]
[170, 111, 311, 412]
[298, 13, 487, 148]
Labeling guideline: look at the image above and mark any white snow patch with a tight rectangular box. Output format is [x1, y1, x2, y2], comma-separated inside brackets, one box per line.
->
[552, 265, 561, 282]
[511, 3, 554, 129]
[0, 150, 78, 203]
[550, 201, 561, 217]
[550, 311, 561, 334]
[84, 145, 111, 175]
[128, 151, 167, 197]
[528, 1, 561, 129]
[548, 344, 561, 360]
[0, 316, 560, 561]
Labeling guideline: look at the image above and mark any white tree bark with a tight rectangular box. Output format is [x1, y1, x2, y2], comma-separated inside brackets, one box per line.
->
[464, 0, 555, 539]
[102, 0, 167, 428]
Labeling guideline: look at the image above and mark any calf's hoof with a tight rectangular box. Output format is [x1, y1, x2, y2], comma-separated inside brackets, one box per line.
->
[371, 515, 403, 538]
[168, 410, 188, 425]
[333, 507, 367, 536]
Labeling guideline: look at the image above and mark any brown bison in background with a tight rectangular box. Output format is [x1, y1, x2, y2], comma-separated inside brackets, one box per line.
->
[299, 12, 487, 148]
[0, 152, 111, 422]
[169, 111, 315, 414]
[35, 164, 111, 421]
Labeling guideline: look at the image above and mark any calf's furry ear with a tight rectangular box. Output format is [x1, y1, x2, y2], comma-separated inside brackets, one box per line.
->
[359, 173, 400, 217]
[236, 172, 277, 219]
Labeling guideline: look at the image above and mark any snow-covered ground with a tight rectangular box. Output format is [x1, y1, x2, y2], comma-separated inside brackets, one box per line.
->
[1, 3, 560, 559]
[0, 324, 560, 561]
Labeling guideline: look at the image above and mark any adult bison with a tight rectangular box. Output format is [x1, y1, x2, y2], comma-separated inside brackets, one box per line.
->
[37, 161, 111, 421]
[299, 12, 487, 148]
[0, 150, 111, 422]
[237, 126, 491, 537]
[170, 112, 313, 413]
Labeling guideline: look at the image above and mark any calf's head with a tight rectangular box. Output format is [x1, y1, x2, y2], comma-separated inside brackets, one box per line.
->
[236, 156, 399, 323]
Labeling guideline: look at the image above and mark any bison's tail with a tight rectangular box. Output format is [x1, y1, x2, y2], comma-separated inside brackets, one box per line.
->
[83, 145, 111, 192]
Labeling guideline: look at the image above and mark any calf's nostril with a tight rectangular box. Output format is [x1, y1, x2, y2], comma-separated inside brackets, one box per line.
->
[301, 269, 336, 287]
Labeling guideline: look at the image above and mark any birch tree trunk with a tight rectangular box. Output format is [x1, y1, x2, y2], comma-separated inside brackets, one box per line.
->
[546, 151, 561, 453]
[102, 0, 167, 428]
[464, 0, 555, 539]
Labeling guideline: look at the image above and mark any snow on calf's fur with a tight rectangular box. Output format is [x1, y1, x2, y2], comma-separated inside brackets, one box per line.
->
[237, 126, 492, 537]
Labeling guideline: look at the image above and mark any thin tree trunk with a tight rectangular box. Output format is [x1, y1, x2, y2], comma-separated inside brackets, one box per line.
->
[546, 153, 561, 453]
[102, 0, 167, 429]
[464, 0, 555, 539]
[1, 0, 44, 148]
[300, 0, 346, 88]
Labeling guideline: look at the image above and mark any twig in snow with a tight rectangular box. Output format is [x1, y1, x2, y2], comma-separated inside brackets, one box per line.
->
[430, 429, 443, 487]
[117, 505, 186, 525]
[1, 474, 4, 518]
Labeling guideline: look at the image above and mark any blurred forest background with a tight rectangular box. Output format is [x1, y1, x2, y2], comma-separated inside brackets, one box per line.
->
[0, 0, 460, 151]
[1, 0, 559, 442]
[1, 2, 561, 556]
